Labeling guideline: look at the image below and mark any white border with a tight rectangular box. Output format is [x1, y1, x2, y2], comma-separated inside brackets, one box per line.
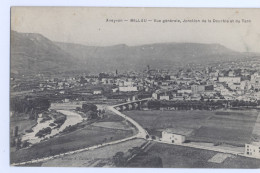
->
[1, 0, 260, 173]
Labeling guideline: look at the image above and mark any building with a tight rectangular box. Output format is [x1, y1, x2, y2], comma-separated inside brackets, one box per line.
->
[119, 86, 138, 92]
[218, 77, 241, 83]
[161, 130, 186, 144]
[160, 95, 170, 100]
[152, 92, 159, 99]
[251, 73, 260, 89]
[245, 142, 260, 158]
[64, 98, 70, 103]
[228, 71, 235, 77]
[127, 95, 139, 102]
[191, 85, 205, 94]
[112, 88, 119, 93]
[177, 89, 192, 94]
[93, 90, 103, 95]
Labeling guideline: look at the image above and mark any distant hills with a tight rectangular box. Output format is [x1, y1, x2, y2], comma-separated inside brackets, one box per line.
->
[11, 30, 257, 76]
[10, 30, 87, 75]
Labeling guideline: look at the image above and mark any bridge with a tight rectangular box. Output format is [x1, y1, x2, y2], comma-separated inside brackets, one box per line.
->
[113, 98, 152, 111]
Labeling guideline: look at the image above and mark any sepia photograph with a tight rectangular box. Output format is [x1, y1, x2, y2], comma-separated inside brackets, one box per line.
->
[10, 7, 260, 168]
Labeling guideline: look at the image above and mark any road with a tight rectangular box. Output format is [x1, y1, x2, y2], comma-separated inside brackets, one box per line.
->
[108, 104, 149, 138]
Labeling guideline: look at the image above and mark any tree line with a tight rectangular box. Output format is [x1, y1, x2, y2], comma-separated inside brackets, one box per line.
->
[147, 99, 259, 110]
[10, 97, 51, 115]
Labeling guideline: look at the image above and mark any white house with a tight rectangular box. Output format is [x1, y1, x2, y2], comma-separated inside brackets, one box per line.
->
[112, 88, 119, 93]
[161, 130, 186, 144]
[218, 77, 241, 83]
[64, 98, 70, 103]
[93, 90, 103, 95]
[245, 142, 260, 158]
[119, 86, 138, 92]
[152, 92, 159, 99]
[160, 95, 170, 100]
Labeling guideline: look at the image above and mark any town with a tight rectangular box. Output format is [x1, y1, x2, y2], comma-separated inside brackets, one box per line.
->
[11, 56, 260, 104]
[9, 7, 260, 169]
[10, 54, 260, 167]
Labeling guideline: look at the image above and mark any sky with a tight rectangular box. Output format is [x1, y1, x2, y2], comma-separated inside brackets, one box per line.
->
[11, 7, 260, 52]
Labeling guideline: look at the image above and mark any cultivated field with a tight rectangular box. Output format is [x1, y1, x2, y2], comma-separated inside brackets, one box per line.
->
[41, 138, 146, 167]
[128, 142, 260, 168]
[11, 125, 134, 163]
[125, 110, 258, 145]
[92, 121, 134, 130]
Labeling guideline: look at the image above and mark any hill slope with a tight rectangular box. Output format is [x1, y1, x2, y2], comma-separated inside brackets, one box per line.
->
[11, 30, 250, 75]
[11, 31, 84, 75]
[56, 42, 247, 73]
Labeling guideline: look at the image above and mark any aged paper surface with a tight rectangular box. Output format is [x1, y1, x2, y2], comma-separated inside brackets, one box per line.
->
[10, 7, 260, 168]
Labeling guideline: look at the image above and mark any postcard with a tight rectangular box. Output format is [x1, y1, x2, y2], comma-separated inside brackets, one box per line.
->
[10, 7, 260, 168]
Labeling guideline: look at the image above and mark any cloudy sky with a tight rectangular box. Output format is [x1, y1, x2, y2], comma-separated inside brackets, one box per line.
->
[11, 7, 260, 52]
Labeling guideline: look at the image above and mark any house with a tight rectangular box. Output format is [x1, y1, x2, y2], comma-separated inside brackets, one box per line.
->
[119, 86, 138, 92]
[152, 92, 159, 99]
[161, 130, 186, 144]
[228, 71, 235, 77]
[127, 95, 139, 102]
[191, 85, 205, 94]
[218, 77, 241, 84]
[160, 95, 170, 100]
[59, 90, 65, 94]
[177, 89, 192, 94]
[245, 142, 260, 158]
[64, 98, 70, 103]
[93, 90, 103, 95]
[112, 88, 119, 93]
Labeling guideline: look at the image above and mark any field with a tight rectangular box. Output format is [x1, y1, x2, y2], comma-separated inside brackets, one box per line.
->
[92, 121, 134, 130]
[127, 142, 260, 168]
[11, 125, 134, 163]
[41, 139, 146, 167]
[125, 110, 258, 145]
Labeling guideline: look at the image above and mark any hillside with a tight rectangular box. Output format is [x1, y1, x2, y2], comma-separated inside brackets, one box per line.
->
[10, 30, 85, 75]
[55, 42, 247, 73]
[11, 30, 251, 75]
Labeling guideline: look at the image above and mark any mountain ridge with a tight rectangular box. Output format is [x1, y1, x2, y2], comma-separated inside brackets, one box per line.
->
[11, 30, 257, 75]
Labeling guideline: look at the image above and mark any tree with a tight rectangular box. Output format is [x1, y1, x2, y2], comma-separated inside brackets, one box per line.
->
[82, 103, 98, 113]
[75, 107, 81, 111]
[113, 152, 126, 167]
[16, 138, 22, 150]
[22, 141, 30, 148]
[88, 111, 98, 119]
[147, 100, 161, 110]
[14, 126, 19, 137]
[33, 98, 51, 112]
[10, 138, 16, 147]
